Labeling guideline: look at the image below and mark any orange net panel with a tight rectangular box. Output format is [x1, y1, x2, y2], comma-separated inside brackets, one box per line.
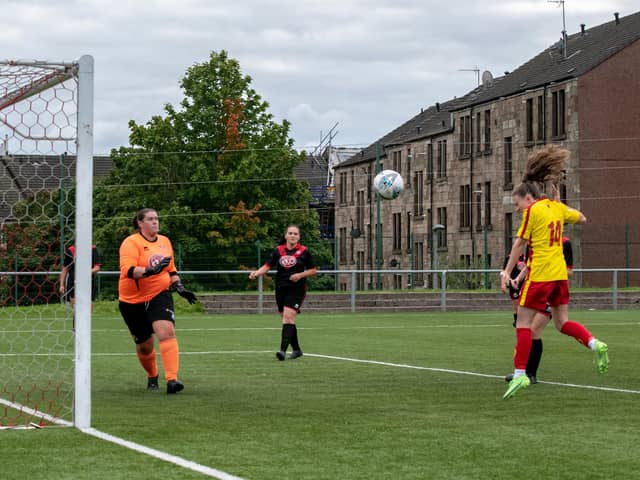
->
[0, 60, 76, 428]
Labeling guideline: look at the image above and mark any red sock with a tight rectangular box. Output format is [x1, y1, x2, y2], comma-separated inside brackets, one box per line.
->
[514, 328, 532, 370]
[136, 349, 158, 378]
[560, 321, 593, 347]
[160, 337, 180, 381]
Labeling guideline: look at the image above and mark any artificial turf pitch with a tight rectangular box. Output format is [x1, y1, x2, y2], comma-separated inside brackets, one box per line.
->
[2, 308, 639, 479]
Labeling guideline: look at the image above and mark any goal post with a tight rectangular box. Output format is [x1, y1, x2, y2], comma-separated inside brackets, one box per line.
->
[0, 56, 94, 429]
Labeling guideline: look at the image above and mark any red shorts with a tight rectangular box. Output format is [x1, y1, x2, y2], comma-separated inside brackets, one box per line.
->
[519, 280, 569, 312]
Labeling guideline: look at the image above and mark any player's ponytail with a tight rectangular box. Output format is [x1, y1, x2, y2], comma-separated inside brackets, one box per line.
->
[522, 144, 569, 185]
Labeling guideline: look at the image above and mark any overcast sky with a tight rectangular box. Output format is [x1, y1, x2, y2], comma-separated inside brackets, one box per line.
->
[3, 0, 637, 154]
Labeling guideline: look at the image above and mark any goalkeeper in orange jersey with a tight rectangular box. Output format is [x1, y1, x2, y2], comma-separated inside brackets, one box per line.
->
[500, 145, 608, 399]
[118, 208, 197, 394]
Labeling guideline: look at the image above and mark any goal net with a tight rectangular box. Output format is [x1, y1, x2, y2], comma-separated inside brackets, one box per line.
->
[0, 57, 93, 428]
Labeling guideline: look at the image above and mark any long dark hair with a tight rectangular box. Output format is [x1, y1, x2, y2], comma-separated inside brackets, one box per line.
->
[514, 145, 569, 198]
[132, 208, 156, 231]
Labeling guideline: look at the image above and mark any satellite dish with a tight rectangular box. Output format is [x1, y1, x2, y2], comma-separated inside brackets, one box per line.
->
[481, 70, 494, 86]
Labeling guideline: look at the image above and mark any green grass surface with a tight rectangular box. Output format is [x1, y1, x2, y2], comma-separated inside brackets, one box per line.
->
[2, 309, 639, 479]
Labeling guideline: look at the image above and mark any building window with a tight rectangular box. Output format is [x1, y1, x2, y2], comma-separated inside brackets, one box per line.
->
[406, 147, 412, 177]
[504, 137, 513, 187]
[366, 166, 373, 201]
[526, 98, 534, 144]
[437, 140, 447, 178]
[475, 183, 482, 230]
[413, 170, 424, 216]
[536, 95, 544, 141]
[393, 151, 401, 174]
[484, 181, 492, 227]
[356, 251, 365, 290]
[339, 227, 347, 263]
[459, 114, 472, 157]
[552, 89, 566, 138]
[460, 184, 471, 228]
[350, 169, 355, 204]
[436, 207, 447, 249]
[475, 112, 481, 153]
[427, 143, 434, 179]
[504, 213, 513, 254]
[356, 190, 365, 231]
[406, 212, 412, 252]
[414, 242, 424, 285]
[392, 213, 402, 251]
[339, 171, 348, 205]
[484, 110, 491, 152]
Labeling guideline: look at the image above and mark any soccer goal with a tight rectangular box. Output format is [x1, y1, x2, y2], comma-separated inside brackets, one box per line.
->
[0, 57, 94, 429]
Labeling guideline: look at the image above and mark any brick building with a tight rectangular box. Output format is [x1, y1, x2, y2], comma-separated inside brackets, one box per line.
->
[334, 11, 640, 289]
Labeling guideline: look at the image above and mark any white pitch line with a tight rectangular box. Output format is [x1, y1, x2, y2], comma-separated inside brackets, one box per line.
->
[304, 353, 640, 395]
[0, 396, 245, 480]
[81, 428, 245, 480]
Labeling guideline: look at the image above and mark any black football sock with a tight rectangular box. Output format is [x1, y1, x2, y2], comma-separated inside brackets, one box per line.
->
[280, 324, 294, 352]
[290, 324, 301, 351]
[512, 313, 517, 328]
[526, 339, 543, 377]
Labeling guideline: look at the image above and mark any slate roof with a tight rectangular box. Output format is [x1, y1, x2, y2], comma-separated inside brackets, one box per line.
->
[338, 10, 640, 169]
[0, 154, 113, 221]
[451, 10, 640, 111]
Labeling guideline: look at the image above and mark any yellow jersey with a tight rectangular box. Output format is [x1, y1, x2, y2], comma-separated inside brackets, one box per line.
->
[517, 197, 580, 282]
[118, 232, 175, 303]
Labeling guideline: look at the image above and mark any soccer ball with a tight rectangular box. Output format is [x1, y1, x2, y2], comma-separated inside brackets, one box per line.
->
[373, 169, 405, 200]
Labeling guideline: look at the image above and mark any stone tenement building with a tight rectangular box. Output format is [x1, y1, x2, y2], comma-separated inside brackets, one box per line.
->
[334, 11, 640, 289]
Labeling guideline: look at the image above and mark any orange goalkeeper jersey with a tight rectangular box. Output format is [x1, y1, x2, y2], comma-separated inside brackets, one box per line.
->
[118, 232, 175, 303]
[517, 197, 580, 282]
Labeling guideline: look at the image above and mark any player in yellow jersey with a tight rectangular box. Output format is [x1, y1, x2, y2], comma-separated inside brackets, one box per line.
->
[118, 208, 197, 394]
[501, 146, 608, 399]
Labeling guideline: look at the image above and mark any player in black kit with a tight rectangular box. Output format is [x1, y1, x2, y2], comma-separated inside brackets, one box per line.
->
[249, 225, 318, 360]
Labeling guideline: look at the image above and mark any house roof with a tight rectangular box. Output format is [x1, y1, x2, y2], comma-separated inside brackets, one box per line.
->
[451, 10, 640, 111]
[0, 154, 113, 221]
[337, 10, 640, 170]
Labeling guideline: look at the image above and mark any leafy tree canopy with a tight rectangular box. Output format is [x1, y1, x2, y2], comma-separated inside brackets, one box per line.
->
[94, 51, 329, 275]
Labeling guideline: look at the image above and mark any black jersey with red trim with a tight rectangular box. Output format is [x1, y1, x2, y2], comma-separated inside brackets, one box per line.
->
[562, 236, 573, 269]
[63, 245, 102, 276]
[266, 243, 315, 288]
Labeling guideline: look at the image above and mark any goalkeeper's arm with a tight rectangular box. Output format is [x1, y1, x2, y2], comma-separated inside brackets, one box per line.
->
[170, 276, 198, 304]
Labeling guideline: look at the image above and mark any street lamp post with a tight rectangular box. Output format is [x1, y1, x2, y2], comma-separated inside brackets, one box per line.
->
[432, 223, 445, 289]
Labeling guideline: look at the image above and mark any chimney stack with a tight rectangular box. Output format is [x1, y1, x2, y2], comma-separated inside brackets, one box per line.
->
[435, 102, 440, 112]
[580, 24, 586, 35]
[614, 12, 620, 24]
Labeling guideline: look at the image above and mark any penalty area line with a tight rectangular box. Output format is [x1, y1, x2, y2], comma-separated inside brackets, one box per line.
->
[305, 353, 640, 395]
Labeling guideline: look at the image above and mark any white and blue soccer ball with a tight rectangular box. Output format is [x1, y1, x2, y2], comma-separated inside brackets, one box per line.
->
[373, 169, 405, 200]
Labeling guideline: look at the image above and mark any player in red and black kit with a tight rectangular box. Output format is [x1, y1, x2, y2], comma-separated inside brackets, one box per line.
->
[59, 243, 102, 309]
[249, 225, 318, 361]
[502, 252, 527, 327]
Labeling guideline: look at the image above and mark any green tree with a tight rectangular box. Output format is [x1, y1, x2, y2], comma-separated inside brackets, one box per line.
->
[94, 50, 329, 287]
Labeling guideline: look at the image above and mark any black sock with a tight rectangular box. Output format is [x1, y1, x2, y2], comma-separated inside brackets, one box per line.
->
[280, 324, 294, 352]
[512, 313, 517, 328]
[290, 324, 301, 351]
[526, 339, 543, 377]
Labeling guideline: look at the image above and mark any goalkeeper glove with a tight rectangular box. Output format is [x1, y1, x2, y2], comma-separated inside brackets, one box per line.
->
[172, 281, 197, 304]
[143, 256, 172, 277]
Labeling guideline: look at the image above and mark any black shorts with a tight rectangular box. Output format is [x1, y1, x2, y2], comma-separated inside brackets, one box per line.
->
[119, 290, 175, 344]
[66, 274, 97, 301]
[275, 285, 306, 313]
